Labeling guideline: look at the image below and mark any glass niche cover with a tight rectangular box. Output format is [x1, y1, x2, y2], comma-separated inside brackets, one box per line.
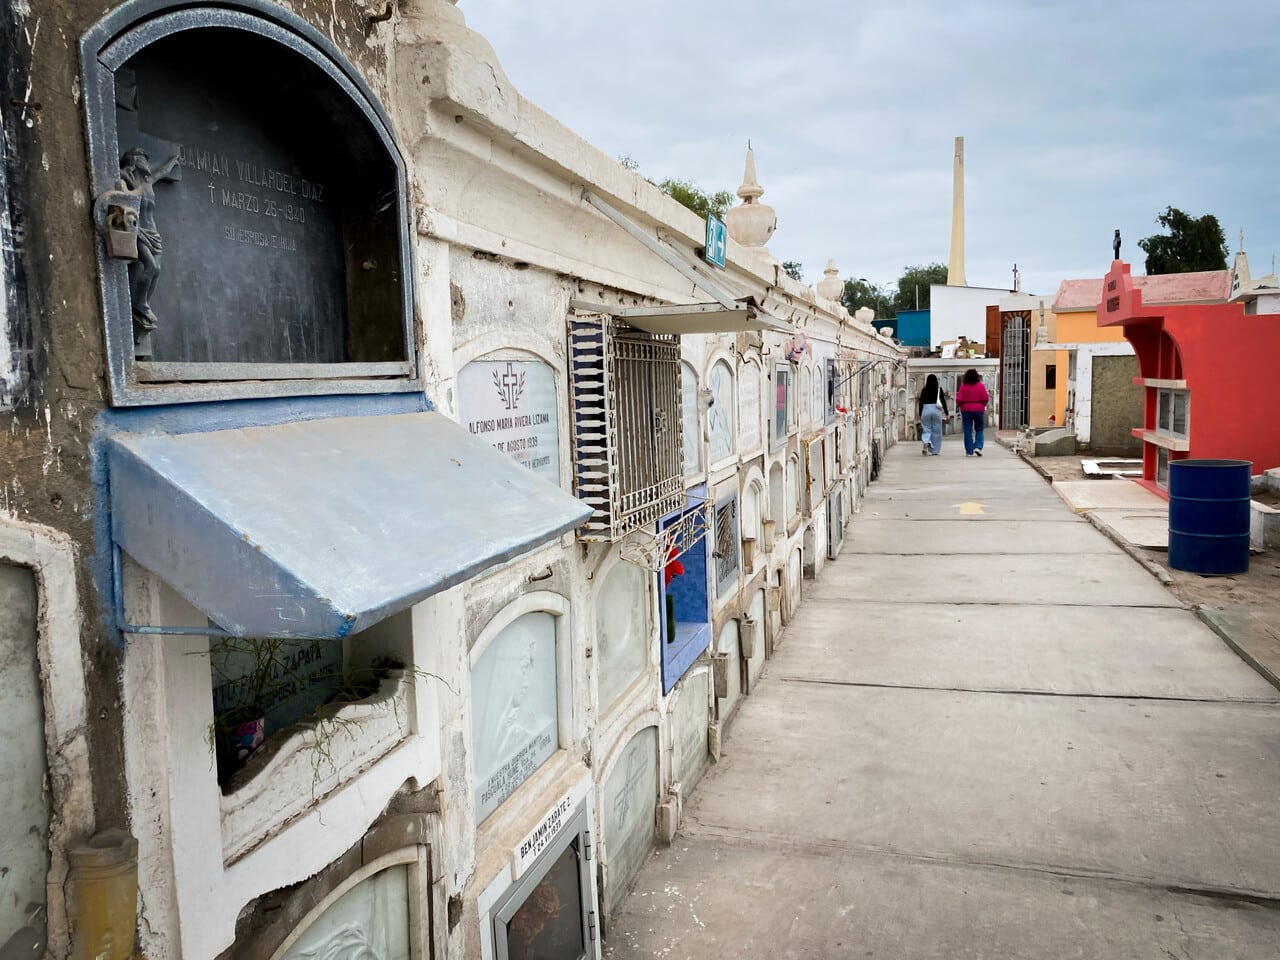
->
[471, 612, 559, 820]
[280, 866, 411, 960]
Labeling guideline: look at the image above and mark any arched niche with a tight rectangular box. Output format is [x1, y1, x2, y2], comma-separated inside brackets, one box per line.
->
[600, 726, 659, 918]
[81, 1, 414, 405]
[785, 548, 802, 622]
[707, 358, 736, 464]
[741, 478, 763, 566]
[470, 597, 570, 822]
[786, 455, 800, 520]
[594, 558, 651, 716]
[745, 587, 766, 686]
[272, 855, 421, 960]
[799, 365, 812, 425]
[768, 461, 784, 532]
[669, 669, 710, 793]
[738, 359, 762, 451]
[714, 619, 742, 715]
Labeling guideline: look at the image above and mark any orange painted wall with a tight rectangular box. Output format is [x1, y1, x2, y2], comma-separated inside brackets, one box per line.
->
[1057, 311, 1128, 344]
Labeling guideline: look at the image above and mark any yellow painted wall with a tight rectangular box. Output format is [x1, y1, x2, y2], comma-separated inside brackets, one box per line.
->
[1028, 310, 1062, 427]
[1056, 310, 1129, 344]
[1054, 308, 1127, 428]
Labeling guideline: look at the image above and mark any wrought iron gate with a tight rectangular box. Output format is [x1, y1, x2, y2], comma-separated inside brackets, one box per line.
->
[1000, 311, 1030, 429]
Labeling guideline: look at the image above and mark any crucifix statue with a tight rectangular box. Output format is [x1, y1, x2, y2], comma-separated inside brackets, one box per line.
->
[118, 147, 180, 356]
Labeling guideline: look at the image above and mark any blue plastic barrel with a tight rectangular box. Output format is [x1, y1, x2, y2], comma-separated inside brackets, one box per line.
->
[1167, 459, 1252, 576]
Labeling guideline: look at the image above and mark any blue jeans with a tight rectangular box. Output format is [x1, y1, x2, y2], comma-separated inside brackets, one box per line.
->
[921, 404, 944, 454]
[962, 410, 984, 454]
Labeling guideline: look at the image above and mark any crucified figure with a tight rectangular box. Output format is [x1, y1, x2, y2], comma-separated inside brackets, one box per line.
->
[118, 147, 179, 347]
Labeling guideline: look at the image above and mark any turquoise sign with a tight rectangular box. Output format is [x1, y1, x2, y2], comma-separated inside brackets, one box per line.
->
[704, 214, 727, 269]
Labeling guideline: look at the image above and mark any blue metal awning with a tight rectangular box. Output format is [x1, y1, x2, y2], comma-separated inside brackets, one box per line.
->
[108, 411, 591, 638]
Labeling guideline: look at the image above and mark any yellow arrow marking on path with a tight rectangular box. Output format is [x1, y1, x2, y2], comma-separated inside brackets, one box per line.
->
[953, 502, 986, 515]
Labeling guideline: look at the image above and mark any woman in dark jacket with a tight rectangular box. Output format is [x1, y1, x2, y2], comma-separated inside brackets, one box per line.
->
[916, 374, 949, 456]
[956, 368, 990, 456]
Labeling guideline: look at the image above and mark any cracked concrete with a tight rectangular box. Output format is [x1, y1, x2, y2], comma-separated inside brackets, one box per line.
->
[603, 441, 1280, 958]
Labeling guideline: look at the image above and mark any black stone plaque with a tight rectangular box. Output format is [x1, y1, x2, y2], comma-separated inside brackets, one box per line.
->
[115, 29, 403, 365]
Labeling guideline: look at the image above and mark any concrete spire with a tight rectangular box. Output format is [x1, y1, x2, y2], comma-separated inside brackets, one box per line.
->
[947, 136, 966, 287]
[1231, 228, 1252, 298]
[725, 142, 777, 250]
[737, 142, 765, 203]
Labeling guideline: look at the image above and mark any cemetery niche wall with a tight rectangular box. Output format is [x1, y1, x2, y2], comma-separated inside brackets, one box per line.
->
[82, 4, 415, 404]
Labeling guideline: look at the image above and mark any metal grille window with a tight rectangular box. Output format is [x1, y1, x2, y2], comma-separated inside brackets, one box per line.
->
[569, 315, 684, 541]
[713, 496, 740, 596]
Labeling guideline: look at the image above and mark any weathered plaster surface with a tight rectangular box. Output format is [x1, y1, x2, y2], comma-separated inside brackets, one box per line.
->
[3, 3, 907, 959]
[0, 517, 94, 960]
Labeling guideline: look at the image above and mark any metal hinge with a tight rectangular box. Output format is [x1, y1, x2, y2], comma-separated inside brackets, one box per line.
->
[588, 910, 597, 941]
[583, 829, 594, 860]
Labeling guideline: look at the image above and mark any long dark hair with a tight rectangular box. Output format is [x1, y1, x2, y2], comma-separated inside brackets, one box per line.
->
[922, 373, 941, 403]
[963, 368, 981, 386]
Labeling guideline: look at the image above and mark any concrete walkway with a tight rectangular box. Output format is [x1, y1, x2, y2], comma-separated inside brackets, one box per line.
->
[605, 440, 1280, 959]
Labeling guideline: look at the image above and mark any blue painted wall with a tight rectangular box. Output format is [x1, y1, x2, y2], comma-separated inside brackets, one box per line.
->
[896, 309, 931, 348]
[658, 488, 712, 694]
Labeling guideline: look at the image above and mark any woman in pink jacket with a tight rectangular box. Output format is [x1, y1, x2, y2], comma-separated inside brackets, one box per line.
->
[956, 368, 990, 457]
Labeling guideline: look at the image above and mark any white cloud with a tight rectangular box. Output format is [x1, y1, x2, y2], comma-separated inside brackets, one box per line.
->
[461, 0, 1280, 293]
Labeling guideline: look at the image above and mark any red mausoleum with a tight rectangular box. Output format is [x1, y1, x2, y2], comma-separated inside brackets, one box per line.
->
[1097, 259, 1280, 495]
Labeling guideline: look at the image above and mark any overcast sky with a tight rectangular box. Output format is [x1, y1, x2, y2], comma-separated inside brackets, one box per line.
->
[461, 0, 1279, 299]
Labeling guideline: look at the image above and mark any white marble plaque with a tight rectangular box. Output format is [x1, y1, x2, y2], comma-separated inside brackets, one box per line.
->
[672, 669, 710, 790]
[741, 481, 762, 547]
[715, 620, 742, 712]
[458, 360, 559, 481]
[785, 457, 799, 519]
[746, 589, 766, 686]
[738, 361, 761, 451]
[800, 366, 811, 425]
[807, 438, 823, 508]
[707, 360, 735, 463]
[281, 866, 410, 960]
[472, 612, 559, 820]
[596, 561, 648, 714]
[786, 549, 802, 619]
[602, 727, 658, 916]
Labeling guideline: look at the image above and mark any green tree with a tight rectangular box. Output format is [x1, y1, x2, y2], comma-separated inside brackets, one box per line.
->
[1137, 207, 1229, 274]
[781, 261, 805, 282]
[618, 156, 736, 223]
[892, 263, 948, 313]
[841, 279, 895, 319]
[656, 178, 735, 221]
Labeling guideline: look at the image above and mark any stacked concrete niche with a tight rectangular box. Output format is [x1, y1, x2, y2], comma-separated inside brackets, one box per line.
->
[0, 1, 906, 958]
